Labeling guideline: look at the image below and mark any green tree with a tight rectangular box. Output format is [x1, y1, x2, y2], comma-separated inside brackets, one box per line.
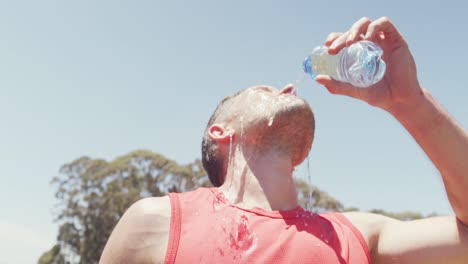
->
[342, 208, 437, 221]
[38, 244, 65, 264]
[295, 179, 344, 212]
[42, 150, 209, 264]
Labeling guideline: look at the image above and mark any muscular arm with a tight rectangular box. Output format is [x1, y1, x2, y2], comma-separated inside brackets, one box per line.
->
[99, 196, 171, 264]
[388, 89, 468, 224]
[347, 70, 468, 263]
[321, 16, 468, 225]
[345, 212, 468, 264]
[320, 16, 468, 264]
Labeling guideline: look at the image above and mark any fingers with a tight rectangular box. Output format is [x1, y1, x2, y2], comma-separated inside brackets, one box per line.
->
[363, 16, 400, 41]
[327, 16, 404, 54]
[346, 17, 371, 45]
[325, 32, 342, 47]
[328, 33, 350, 54]
[315, 75, 362, 100]
[328, 17, 371, 55]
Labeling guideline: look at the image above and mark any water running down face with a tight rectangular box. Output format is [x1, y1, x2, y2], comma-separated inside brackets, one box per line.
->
[202, 84, 315, 187]
[221, 84, 315, 167]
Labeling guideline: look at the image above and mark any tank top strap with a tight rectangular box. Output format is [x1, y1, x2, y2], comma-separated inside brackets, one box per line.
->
[321, 212, 371, 264]
[165, 192, 182, 264]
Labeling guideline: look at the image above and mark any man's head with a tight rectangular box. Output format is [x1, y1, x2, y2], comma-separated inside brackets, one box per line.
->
[201, 84, 315, 187]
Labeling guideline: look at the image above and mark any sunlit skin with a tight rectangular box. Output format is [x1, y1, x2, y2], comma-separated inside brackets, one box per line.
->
[210, 84, 313, 212]
[99, 17, 468, 264]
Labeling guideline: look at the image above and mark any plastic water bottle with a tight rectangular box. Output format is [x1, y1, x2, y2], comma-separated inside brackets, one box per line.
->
[303, 41, 386, 88]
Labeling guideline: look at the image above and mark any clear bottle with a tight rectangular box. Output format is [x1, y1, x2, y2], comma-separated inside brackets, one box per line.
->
[303, 41, 386, 88]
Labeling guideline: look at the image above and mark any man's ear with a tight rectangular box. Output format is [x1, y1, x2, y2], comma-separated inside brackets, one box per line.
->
[208, 124, 235, 143]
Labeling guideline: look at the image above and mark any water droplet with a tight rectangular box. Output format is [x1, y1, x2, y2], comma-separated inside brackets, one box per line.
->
[240, 116, 244, 138]
[213, 197, 227, 211]
[291, 73, 308, 94]
[227, 133, 233, 169]
[306, 155, 315, 212]
[268, 116, 274, 126]
[227, 214, 257, 258]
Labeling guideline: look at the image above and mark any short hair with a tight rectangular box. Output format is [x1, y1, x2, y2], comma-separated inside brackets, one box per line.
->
[201, 91, 243, 187]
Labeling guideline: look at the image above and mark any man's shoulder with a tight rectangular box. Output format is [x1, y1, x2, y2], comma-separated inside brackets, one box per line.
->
[340, 211, 397, 253]
[99, 196, 171, 264]
[125, 196, 172, 253]
[129, 195, 172, 218]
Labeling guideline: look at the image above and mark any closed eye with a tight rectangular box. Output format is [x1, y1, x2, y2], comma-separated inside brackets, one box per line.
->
[253, 86, 275, 93]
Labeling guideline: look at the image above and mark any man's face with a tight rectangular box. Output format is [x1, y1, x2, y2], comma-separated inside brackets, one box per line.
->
[232, 85, 308, 123]
[224, 84, 314, 166]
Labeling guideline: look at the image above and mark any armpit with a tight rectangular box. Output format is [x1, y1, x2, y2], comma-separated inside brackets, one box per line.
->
[456, 217, 468, 243]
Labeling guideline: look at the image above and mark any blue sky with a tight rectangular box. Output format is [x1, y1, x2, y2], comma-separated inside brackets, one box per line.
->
[1, 1, 467, 263]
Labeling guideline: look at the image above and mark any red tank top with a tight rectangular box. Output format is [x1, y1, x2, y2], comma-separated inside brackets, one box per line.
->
[165, 188, 370, 264]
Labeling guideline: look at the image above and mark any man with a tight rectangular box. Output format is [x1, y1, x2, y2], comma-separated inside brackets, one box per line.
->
[100, 17, 468, 263]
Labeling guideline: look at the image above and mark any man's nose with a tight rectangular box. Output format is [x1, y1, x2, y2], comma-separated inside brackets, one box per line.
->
[279, 83, 296, 95]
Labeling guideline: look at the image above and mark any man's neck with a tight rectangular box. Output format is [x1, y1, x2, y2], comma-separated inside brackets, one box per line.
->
[218, 146, 298, 211]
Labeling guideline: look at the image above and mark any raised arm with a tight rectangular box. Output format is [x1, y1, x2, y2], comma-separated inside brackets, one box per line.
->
[388, 84, 468, 223]
[317, 17, 468, 263]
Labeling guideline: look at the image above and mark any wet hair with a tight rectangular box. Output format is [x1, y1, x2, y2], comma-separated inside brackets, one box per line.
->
[201, 91, 243, 187]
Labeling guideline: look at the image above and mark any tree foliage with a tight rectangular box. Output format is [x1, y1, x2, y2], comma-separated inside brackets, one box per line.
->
[39, 149, 431, 264]
[38, 244, 65, 264]
[295, 179, 344, 213]
[40, 150, 210, 264]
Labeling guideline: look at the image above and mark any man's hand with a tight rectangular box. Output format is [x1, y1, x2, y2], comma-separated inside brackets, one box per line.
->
[316, 17, 423, 110]
[319, 16, 468, 225]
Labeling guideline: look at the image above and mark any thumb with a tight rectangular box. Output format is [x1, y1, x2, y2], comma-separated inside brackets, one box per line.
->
[315, 75, 362, 100]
